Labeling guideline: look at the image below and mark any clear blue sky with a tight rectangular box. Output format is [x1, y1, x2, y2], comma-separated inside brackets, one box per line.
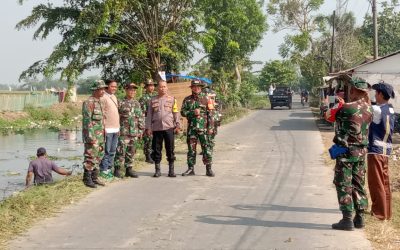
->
[0, 0, 373, 85]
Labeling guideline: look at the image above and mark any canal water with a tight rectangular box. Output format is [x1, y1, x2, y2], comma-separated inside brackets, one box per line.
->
[0, 129, 84, 200]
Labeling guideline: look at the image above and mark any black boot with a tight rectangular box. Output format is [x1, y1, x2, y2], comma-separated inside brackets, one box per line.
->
[353, 210, 365, 229]
[182, 166, 195, 176]
[91, 168, 105, 186]
[145, 153, 155, 164]
[153, 163, 161, 177]
[125, 167, 139, 178]
[206, 164, 215, 177]
[168, 162, 176, 177]
[113, 166, 122, 178]
[83, 169, 96, 188]
[332, 211, 354, 231]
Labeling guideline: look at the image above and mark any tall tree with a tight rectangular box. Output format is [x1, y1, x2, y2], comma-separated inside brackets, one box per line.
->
[16, 0, 197, 83]
[267, 0, 325, 60]
[361, 0, 400, 57]
[198, 0, 267, 86]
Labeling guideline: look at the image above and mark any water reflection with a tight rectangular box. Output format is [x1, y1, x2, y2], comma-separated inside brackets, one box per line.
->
[0, 129, 84, 200]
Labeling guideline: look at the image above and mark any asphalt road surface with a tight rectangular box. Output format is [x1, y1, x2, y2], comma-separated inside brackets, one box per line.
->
[9, 99, 372, 249]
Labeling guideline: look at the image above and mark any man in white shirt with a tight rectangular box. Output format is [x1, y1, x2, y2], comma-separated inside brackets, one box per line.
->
[99, 79, 120, 179]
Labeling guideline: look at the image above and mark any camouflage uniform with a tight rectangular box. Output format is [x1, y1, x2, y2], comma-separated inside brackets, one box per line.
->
[114, 96, 144, 171]
[181, 81, 213, 173]
[82, 97, 105, 171]
[333, 99, 372, 212]
[203, 87, 222, 153]
[139, 91, 157, 160]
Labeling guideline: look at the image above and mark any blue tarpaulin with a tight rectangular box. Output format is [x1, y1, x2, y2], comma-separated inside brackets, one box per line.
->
[166, 74, 212, 85]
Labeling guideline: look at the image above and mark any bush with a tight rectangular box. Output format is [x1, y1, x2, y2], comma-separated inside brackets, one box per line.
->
[24, 106, 59, 121]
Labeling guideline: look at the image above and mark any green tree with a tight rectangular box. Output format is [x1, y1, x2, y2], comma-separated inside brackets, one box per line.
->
[360, 0, 400, 57]
[259, 60, 298, 89]
[267, 0, 325, 60]
[16, 0, 197, 84]
[198, 0, 267, 84]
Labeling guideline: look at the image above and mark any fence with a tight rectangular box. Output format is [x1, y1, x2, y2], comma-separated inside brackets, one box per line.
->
[0, 92, 59, 111]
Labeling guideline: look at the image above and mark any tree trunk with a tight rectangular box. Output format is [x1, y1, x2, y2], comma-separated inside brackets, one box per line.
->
[235, 64, 241, 86]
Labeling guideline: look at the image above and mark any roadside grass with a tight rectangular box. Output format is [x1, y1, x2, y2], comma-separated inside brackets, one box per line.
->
[311, 106, 400, 249]
[0, 176, 92, 247]
[0, 98, 258, 247]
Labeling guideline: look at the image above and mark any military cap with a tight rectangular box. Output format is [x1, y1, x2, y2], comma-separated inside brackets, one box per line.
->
[90, 80, 107, 90]
[372, 82, 395, 99]
[144, 79, 156, 86]
[124, 82, 139, 89]
[349, 77, 370, 92]
[190, 79, 205, 87]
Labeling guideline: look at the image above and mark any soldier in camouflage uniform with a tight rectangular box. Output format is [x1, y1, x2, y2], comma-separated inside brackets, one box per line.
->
[114, 83, 145, 178]
[325, 77, 373, 231]
[202, 85, 222, 153]
[82, 80, 108, 188]
[181, 79, 214, 177]
[139, 79, 157, 164]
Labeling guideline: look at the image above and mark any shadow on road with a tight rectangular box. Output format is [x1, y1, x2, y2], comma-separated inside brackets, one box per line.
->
[289, 112, 314, 119]
[270, 118, 319, 131]
[196, 215, 329, 230]
[231, 204, 337, 214]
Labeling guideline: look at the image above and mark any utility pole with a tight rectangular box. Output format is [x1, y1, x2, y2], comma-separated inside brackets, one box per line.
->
[372, 0, 379, 59]
[330, 10, 336, 73]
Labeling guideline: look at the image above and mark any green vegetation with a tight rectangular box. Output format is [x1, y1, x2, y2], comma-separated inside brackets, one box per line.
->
[0, 176, 92, 247]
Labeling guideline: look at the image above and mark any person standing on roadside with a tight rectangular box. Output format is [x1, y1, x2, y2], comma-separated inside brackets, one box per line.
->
[145, 80, 180, 178]
[368, 82, 395, 221]
[181, 79, 214, 177]
[139, 79, 157, 164]
[325, 77, 373, 231]
[202, 84, 222, 154]
[82, 80, 107, 188]
[99, 79, 120, 179]
[114, 83, 144, 178]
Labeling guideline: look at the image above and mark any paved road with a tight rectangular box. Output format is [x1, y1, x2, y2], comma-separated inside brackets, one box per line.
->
[9, 100, 371, 249]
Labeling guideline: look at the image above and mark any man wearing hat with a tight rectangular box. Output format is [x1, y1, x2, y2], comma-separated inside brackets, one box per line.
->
[139, 79, 157, 164]
[82, 80, 107, 188]
[325, 77, 373, 231]
[181, 79, 214, 177]
[114, 82, 144, 178]
[26, 147, 72, 186]
[367, 82, 396, 221]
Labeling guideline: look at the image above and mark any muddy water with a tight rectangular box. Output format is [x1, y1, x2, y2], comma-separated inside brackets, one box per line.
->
[0, 129, 84, 200]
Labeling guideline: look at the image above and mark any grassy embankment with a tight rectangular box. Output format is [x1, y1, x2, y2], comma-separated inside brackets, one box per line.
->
[0, 93, 270, 247]
[311, 101, 400, 250]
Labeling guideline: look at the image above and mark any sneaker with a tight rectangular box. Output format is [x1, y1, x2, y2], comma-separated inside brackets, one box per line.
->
[100, 170, 113, 180]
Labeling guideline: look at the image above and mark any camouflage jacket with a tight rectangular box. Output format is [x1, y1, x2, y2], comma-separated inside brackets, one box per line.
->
[203, 88, 222, 131]
[139, 92, 157, 117]
[82, 96, 105, 144]
[334, 99, 373, 159]
[181, 92, 211, 132]
[118, 98, 145, 137]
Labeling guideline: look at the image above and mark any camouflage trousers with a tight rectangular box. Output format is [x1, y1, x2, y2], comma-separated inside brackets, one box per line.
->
[115, 136, 137, 169]
[208, 131, 217, 153]
[83, 143, 104, 171]
[143, 134, 153, 156]
[334, 157, 368, 212]
[187, 128, 212, 166]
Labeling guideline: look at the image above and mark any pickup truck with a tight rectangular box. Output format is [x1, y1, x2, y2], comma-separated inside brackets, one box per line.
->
[270, 86, 292, 110]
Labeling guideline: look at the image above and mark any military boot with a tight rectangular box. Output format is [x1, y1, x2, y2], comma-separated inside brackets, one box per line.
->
[168, 162, 176, 177]
[91, 168, 105, 186]
[145, 153, 155, 164]
[125, 167, 139, 178]
[182, 166, 195, 176]
[113, 166, 122, 178]
[332, 211, 354, 231]
[206, 164, 215, 177]
[83, 169, 96, 188]
[153, 163, 161, 178]
[353, 210, 365, 229]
